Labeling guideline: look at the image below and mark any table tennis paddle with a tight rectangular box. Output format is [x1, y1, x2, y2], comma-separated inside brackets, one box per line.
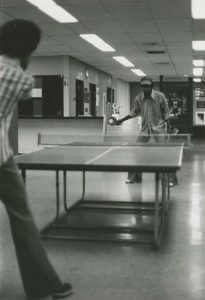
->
[107, 116, 117, 126]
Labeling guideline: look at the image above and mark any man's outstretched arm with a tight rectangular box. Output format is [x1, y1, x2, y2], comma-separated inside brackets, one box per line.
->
[116, 114, 132, 125]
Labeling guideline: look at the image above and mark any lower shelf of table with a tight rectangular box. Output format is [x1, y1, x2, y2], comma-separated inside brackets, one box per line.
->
[40, 200, 163, 246]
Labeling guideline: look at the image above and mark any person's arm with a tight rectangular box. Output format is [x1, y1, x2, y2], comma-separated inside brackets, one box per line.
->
[116, 96, 141, 125]
[116, 114, 132, 125]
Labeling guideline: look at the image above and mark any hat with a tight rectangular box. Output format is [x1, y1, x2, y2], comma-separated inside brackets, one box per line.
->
[140, 77, 154, 86]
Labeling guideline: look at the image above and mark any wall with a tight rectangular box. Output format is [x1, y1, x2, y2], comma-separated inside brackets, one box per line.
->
[28, 56, 70, 116]
[17, 56, 133, 153]
[28, 55, 112, 117]
[69, 56, 111, 117]
[112, 78, 130, 116]
[18, 118, 103, 153]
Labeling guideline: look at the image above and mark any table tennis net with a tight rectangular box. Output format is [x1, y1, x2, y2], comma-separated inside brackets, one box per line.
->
[37, 132, 191, 146]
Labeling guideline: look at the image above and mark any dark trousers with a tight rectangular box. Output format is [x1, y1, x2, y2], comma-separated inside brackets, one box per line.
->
[0, 157, 62, 298]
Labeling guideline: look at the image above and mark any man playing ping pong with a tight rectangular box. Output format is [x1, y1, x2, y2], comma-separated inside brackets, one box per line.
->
[0, 19, 72, 299]
[116, 77, 171, 184]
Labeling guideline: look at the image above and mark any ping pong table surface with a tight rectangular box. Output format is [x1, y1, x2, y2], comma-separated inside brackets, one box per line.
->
[16, 144, 183, 172]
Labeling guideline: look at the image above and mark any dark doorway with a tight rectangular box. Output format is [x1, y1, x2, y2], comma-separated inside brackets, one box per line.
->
[107, 87, 112, 103]
[42, 75, 63, 117]
[89, 83, 96, 117]
[76, 79, 84, 116]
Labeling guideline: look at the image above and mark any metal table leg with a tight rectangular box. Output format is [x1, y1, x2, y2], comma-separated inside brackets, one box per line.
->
[55, 170, 60, 221]
[154, 172, 160, 249]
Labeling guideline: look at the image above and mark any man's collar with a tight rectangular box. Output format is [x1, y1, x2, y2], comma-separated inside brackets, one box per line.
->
[142, 89, 156, 100]
[0, 54, 21, 68]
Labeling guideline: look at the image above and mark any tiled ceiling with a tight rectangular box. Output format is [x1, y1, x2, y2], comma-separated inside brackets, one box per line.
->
[0, 0, 204, 82]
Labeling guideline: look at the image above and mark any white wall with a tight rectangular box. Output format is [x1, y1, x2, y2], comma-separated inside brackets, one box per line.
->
[28, 56, 70, 117]
[18, 118, 104, 153]
[112, 78, 130, 116]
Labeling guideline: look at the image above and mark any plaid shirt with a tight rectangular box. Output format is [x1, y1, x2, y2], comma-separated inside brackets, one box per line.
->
[130, 89, 169, 134]
[0, 55, 33, 167]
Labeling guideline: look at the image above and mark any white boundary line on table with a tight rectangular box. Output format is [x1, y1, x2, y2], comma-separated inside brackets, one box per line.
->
[85, 145, 127, 164]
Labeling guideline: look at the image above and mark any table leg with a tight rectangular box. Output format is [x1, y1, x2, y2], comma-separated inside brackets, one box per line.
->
[81, 171, 85, 201]
[154, 172, 160, 249]
[63, 170, 86, 212]
[55, 170, 60, 220]
[63, 171, 68, 211]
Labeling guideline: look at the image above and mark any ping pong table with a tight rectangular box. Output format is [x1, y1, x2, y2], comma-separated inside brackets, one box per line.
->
[16, 143, 183, 249]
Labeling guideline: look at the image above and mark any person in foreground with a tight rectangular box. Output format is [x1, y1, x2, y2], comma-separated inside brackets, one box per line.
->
[116, 77, 176, 186]
[0, 19, 72, 299]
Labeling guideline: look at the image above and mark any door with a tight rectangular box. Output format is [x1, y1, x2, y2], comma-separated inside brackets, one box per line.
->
[42, 75, 64, 117]
[89, 83, 96, 117]
[76, 79, 84, 116]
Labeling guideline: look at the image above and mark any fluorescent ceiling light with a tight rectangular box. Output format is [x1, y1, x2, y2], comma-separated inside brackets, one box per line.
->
[192, 41, 205, 50]
[26, 0, 78, 23]
[113, 56, 134, 67]
[131, 69, 146, 76]
[193, 68, 203, 76]
[80, 34, 115, 52]
[193, 60, 205, 67]
[193, 78, 202, 82]
[191, 0, 205, 19]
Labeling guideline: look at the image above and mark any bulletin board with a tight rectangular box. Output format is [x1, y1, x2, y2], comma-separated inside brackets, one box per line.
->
[161, 82, 191, 133]
[193, 88, 205, 126]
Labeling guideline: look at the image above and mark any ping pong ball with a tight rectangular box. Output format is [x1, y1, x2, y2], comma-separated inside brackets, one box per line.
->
[109, 119, 113, 124]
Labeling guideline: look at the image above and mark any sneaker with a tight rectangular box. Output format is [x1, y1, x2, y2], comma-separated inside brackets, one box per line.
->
[169, 181, 174, 187]
[53, 283, 73, 299]
[126, 176, 142, 184]
[126, 178, 135, 183]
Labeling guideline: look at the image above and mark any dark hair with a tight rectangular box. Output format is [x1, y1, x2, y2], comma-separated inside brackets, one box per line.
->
[140, 77, 154, 87]
[0, 19, 41, 58]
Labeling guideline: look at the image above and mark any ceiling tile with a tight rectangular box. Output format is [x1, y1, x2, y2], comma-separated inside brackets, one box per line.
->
[81, 20, 125, 33]
[61, 3, 113, 21]
[149, 0, 191, 18]
[1, 6, 53, 22]
[119, 19, 159, 33]
[0, 0, 199, 81]
[129, 32, 163, 43]
[102, 2, 152, 19]
[156, 18, 192, 32]
[161, 32, 192, 42]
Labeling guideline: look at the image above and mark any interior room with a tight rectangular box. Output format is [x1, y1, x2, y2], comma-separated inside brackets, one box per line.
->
[0, 0, 205, 299]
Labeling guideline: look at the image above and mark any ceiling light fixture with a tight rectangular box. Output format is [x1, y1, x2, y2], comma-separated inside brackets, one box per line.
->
[80, 34, 115, 52]
[193, 60, 205, 67]
[131, 69, 146, 76]
[191, 0, 205, 19]
[192, 41, 205, 50]
[26, 0, 78, 23]
[193, 68, 203, 76]
[113, 56, 135, 67]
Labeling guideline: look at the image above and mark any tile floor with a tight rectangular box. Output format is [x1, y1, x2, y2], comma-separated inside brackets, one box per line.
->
[0, 141, 205, 300]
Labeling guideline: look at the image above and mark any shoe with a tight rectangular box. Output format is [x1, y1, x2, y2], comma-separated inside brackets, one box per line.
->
[169, 181, 174, 187]
[126, 176, 142, 184]
[126, 178, 135, 184]
[53, 283, 73, 299]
